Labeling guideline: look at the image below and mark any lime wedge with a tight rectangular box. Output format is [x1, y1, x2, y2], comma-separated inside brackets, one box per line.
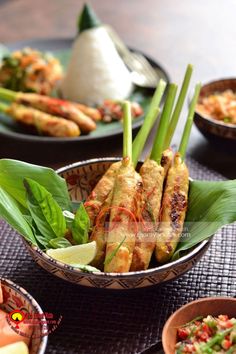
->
[46, 241, 97, 265]
[0, 342, 29, 354]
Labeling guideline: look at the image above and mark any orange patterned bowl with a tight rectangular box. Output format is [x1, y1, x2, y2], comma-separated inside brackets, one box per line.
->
[0, 277, 48, 354]
[23, 158, 210, 290]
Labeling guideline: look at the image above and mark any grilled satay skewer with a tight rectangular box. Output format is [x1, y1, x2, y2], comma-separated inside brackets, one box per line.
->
[90, 81, 167, 268]
[131, 65, 194, 271]
[0, 88, 96, 133]
[155, 83, 201, 263]
[104, 102, 142, 273]
[85, 79, 167, 228]
[76, 103, 101, 121]
[0, 102, 80, 137]
[130, 84, 177, 271]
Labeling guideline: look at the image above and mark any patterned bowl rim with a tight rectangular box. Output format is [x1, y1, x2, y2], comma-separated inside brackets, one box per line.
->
[0, 277, 48, 354]
[194, 78, 236, 130]
[25, 157, 210, 279]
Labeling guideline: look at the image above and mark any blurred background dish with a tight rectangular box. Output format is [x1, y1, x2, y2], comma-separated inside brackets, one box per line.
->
[194, 78, 236, 147]
[0, 38, 169, 164]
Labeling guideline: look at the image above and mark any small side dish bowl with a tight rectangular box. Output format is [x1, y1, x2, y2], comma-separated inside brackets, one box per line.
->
[23, 158, 210, 290]
[0, 277, 48, 354]
[162, 297, 236, 354]
[194, 78, 236, 145]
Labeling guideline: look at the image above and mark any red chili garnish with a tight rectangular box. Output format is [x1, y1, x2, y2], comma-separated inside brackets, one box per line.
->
[177, 328, 189, 340]
[84, 201, 100, 211]
[219, 315, 229, 321]
[202, 323, 212, 335]
[198, 331, 209, 342]
[95, 205, 138, 236]
[90, 191, 97, 199]
[225, 320, 234, 328]
[139, 212, 155, 232]
[222, 339, 232, 350]
[146, 186, 156, 199]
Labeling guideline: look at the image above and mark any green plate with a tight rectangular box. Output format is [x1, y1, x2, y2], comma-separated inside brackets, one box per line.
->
[0, 38, 169, 162]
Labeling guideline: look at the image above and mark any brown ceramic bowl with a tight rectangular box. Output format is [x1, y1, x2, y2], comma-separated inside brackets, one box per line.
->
[162, 297, 236, 354]
[194, 78, 236, 146]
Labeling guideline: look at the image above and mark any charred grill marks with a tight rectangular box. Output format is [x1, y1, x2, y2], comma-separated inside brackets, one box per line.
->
[170, 190, 187, 230]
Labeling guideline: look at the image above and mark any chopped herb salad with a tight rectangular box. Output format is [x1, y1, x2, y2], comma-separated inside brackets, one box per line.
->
[176, 315, 236, 353]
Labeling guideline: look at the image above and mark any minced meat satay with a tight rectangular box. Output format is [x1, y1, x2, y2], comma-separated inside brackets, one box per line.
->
[16, 92, 96, 133]
[155, 83, 201, 263]
[4, 103, 80, 137]
[104, 163, 142, 273]
[84, 161, 121, 227]
[130, 85, 177, 271]
[130, 160, 164, 271]
[155, 153, 189, 263]
[76, 103, 101, 121]
[104, 101, 142, 273]
[0, 88, 96, 133]
[130, 150, 174, 271]
[90, 191, 113, 269]
[91, 169, 142, 271]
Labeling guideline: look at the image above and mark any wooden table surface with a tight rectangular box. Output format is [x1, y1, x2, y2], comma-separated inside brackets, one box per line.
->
[0, 0, 236, 177]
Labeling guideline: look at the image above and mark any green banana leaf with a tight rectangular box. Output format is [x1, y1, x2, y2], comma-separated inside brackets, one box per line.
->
[0, 159, 72, 211]
[173, 179, 236, 259]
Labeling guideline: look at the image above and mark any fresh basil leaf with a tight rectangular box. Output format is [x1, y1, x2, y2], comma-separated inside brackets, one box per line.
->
[72, 203, 90, 245]
[70, 264, 101, 273]
[0, 159, 72, 211]
[24, 178, 66, 241]
[22, 215, 48, 249]
[35, 235, 50, 249]
[0, 186, 37, 245]
[49, 237, 72, 249]
[63, 210, 75, 229]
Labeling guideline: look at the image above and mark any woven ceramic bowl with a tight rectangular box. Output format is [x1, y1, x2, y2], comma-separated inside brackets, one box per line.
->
[23, 158, 210, 290]
[194, 78, 236, 146]
[0, 277, 48, 354]
[162, 297, 236, 354]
